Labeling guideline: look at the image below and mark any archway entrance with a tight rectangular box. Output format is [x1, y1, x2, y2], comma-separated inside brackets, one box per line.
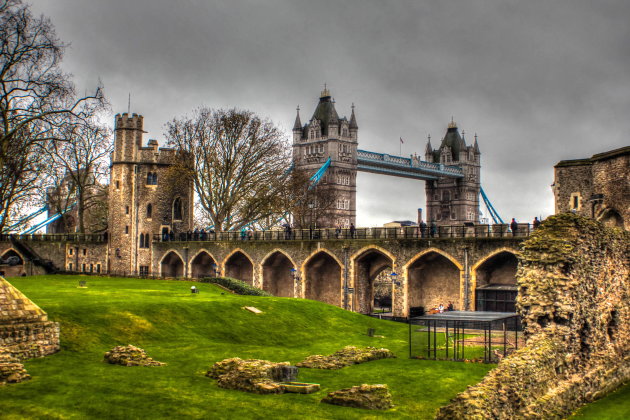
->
[161, 251, 184, 278]
[304, 251, 342, 307]
[474, 251, 518, 312]
[190, 251, 217, 278]
[262, 251, 295, 297]
[353, 249, 393, 314]
[407, 251, 460, 314]
[598, 208, 624, 229]
[0, 249, 25, 277]
[225, 251, 254, 285]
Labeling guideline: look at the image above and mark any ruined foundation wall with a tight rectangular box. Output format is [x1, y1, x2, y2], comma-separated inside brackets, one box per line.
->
[437, 213, 630, 419]
[0, 277, 60, 361]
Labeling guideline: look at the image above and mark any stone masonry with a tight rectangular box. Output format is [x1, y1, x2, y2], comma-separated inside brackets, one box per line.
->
[436, 213, 630, 419]
[0, 276, 60, 361]
[553, 145, 629, 230]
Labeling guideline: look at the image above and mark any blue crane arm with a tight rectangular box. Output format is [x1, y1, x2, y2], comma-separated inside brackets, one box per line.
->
[5, 205, 49, 232]
[480, 187, 504, 224]
[21, 204, 76, 234]
[309, 157, 331, 189]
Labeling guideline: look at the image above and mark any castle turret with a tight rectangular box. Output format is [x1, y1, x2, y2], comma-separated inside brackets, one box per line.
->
[425, 120, 481, 226]
[292, 88, 357, 228]
[108, 113, 193, 275]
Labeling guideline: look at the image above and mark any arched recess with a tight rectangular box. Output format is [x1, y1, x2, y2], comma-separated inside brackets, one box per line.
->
[190, 250, 218, 278]
[597, 207, 624, 229]
[224, 249, 254, 285]
[261, 250, 296, 297]
[472, 249, 519, 312]
[351, 246, 395, 314]
[160, 250, 184, 278]
[1, 248, 24, 265]
[303, 249, 342, 307]
[405, 249, 462, 314]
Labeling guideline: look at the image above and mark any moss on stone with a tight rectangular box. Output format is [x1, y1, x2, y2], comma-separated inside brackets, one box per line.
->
[296, 346, 395, 369]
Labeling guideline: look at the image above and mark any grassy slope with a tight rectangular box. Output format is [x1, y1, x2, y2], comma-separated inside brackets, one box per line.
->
[569, 382, 630, 420]
[0, 275, 492, 420]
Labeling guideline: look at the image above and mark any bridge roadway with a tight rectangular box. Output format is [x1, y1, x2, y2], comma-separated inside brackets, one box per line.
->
[0, 224, 531, 317]
[357, 149, 464, 180]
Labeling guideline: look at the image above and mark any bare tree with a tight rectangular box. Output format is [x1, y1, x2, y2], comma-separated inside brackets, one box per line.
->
[284, 169, 339, 229]
[0, 0, 105, 232]
[165, 108, 291, 231]
[44, 115, 112, 233]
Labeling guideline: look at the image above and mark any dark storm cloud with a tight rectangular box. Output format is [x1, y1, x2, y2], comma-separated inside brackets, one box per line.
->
[32, 0, 630, 225]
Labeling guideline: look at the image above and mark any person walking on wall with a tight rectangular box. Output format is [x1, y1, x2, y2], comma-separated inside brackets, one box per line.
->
[533, 217, 541, 229]
[510, 218, 518, 236]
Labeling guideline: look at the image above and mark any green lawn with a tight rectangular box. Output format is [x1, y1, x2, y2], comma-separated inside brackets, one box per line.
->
[1, 275, 492, 419]
[569, 382, 630, 420]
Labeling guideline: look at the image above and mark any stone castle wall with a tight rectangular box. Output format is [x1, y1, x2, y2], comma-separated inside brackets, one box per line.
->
[0, 276, 60, 361]
[554, 146, 629, 230]
[436, 213, 630, 419]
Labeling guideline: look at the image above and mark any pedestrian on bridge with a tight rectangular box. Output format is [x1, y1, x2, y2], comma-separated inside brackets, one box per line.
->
[350, 223, 356, 239]
[420, 220, 427, 238]
[510, 218, 518, 236]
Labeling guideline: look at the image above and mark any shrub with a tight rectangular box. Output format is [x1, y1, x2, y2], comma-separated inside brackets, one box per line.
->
[200, 277, 272, 296]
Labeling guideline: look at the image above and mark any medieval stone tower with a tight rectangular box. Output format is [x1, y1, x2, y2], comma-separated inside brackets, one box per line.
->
[424, 121, 481, 225]
[292, 88, 358, 228]
[108, 113, 193, 275]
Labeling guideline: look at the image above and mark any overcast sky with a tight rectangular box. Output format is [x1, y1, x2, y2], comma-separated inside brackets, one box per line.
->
[31, 0, 630, 227]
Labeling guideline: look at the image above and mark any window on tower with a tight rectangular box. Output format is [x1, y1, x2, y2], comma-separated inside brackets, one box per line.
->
[146, 203, 153, 219]
[173, 197, 183, 221]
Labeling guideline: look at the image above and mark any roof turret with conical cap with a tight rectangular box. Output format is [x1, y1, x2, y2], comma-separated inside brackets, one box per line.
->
[349, 103, 358, 130]
[473, 133, 480, 154]
[310, 87, 340, 136]
[434, 119, 467, 162]
[293, 106, 302, 130]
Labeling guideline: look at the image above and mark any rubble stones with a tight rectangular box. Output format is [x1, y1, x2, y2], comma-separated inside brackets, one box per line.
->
[436, 214, 630, 419]
[207, 358, 291, 394]
[297, 346, 395, 369]
[0, 346, 30, 385]
[321, 384, 394, 410]
[104, 345, 165, 367]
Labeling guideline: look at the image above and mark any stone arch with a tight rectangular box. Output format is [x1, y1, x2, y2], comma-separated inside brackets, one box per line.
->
[260, 249, 296, 297]
[351, 246, 396, 314]
[302, 249, 343, 307]
[160, 250, 184, 278]
[1, 248, 24, 265]
[405, 248, 462, 314]
[597, 207, 624, 228]
[223, 249, 254, 285]
[189, 249, 218, 278]
[471, 248, 520, 312]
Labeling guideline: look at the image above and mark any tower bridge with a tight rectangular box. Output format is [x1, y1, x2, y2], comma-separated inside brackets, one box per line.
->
[0, 88, 519, 316]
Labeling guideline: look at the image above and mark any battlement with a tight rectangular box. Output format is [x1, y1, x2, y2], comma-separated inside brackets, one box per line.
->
[115, 113, 144, 131]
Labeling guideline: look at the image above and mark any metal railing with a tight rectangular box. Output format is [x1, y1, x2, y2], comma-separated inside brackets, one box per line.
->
[153, 223, 533, 243]
[0, 233, 108, 243]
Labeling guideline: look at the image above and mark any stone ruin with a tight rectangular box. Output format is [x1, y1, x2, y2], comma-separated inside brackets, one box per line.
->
[207, 358, 297, 394]
[104, 345, 165, 367]
[321, 384, 394, 410]
[297, 346, 395, 369]
[437, 214, 630, 419]
[0, 276, 59, 385]
[0, 346, 30, 385]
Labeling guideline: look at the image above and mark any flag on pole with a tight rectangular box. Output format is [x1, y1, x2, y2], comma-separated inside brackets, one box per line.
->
[400, 137, 404, 144]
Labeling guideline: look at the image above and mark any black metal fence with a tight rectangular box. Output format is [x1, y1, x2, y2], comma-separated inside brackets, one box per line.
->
[0, 233, 107, 243]
[154, 223, 534, 243]
[1, 223, 534, 244]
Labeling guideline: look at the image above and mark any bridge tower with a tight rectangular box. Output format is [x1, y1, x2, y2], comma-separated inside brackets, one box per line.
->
[424, 121, 481, 226]
[108, 113, 193, 275]
[292, 88, 358, 228]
